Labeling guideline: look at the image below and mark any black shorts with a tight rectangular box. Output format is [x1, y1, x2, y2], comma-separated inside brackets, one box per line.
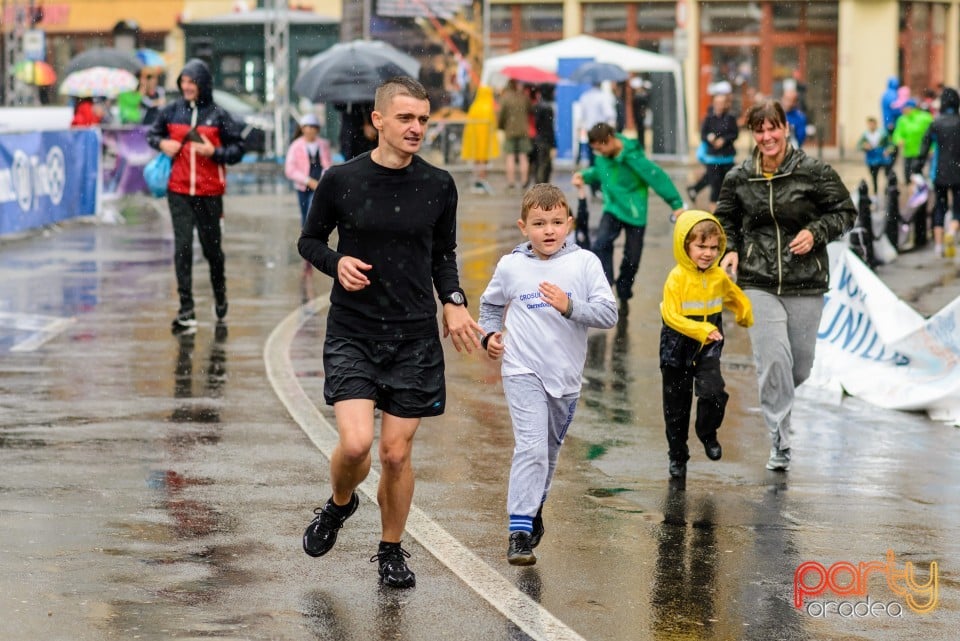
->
[322, 334, 446, 418]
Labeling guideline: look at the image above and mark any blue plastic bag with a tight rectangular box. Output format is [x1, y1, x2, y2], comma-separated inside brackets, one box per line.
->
[143, 153, 171, 198]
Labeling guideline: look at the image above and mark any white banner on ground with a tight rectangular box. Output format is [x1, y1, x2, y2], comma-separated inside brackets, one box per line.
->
[803, 243, 960, 425]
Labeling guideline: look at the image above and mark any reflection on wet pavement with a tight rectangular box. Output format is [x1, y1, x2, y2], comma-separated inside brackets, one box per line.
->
[2, 174, 959, 641]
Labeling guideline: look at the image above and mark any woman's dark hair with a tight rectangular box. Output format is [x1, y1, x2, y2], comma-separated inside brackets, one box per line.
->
[745, 99, 787, 132]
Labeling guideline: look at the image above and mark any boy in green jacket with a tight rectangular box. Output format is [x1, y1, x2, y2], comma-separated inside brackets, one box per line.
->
[572, 123, 685, 316]
[891, 98, 934, 184]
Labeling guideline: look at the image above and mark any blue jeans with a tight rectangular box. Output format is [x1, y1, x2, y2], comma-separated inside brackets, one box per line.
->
[297, 189, 314, 228]
[592, 212, 646, 301]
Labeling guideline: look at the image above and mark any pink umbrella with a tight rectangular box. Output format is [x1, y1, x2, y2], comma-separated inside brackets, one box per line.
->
[58, 66, 139, 99]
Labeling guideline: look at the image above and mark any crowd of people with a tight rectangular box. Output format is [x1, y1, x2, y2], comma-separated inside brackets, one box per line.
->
[875, 78, 960, 257]
[141, 58, 960, 589]
[69, 66, 168, 128]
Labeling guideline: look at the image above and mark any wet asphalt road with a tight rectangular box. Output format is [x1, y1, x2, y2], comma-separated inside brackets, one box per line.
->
[1, 161, 958, 641]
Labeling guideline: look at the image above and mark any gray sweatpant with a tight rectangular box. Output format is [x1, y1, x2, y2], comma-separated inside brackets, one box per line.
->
[502, 374, 578, 519]
[744, 290, 823, 451]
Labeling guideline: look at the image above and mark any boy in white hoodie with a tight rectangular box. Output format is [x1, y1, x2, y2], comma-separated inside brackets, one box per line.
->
[479, 184, 618, 566]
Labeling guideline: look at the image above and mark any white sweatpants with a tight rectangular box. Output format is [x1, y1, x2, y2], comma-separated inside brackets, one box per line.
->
[502, 374, 578, 519]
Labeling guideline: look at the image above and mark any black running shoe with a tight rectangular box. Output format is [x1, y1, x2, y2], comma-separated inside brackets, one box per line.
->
[686, 185, 698, 202]
[171, 309, 197, 330]
[214, 300, 228, 320]
[370, 543, 416, 588]
[704, 439, 722, 461]
[529, 507, 545, 549]
[303, 493, 359, 557]
[507, 531, 537, 566]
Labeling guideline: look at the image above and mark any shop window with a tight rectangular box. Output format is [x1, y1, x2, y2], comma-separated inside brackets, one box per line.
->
[932, 4, 946, 36]
[490, 4, 513, 34]
[635, 2, 676, 32]
[805, 2, 839, 31]
[520, 4, 563, 33]
[584, 3, 628, 33]
[912, 2, 930, 31]
[700, 2, 761, 33]
[771, 2, 802, 30]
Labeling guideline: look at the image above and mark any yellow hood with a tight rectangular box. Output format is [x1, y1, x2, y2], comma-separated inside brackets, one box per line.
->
[672, 209, 727, 271]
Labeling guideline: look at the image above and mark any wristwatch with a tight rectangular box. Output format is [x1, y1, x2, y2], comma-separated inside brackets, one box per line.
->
[442, 290, 467, 306]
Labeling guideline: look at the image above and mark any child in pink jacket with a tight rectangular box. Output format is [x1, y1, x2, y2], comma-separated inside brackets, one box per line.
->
[285, 113, 333, 226]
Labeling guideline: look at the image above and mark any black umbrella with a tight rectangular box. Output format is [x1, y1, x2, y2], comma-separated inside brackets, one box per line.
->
[294, 40, 420, 104]
[570, 61, 629, 85]
[65, 47, 143, 76]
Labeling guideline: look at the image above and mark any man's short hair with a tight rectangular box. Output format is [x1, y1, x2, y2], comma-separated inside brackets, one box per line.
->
[521, 183, 571, 222]
[375, 76, 429, 112]
[588, 122, 616, 144]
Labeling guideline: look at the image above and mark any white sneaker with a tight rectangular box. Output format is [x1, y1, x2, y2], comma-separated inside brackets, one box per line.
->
[765, 448, 791, 471]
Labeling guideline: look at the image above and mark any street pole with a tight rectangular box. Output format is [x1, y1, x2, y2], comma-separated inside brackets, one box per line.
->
[264, 0, 289, 161]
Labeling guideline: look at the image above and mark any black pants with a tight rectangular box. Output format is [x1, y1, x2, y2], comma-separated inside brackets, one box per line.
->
[903, 156, 924, 185]
[692, 163, 733, 203]
[932, 184, 960, 229]
[661, 361, 728, 462]
[529, 142, 553, 185]
[592, 214, 645, 301]
[168, 192, 226, 314]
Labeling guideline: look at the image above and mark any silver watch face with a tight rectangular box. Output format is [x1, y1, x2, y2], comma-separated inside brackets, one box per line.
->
[448, 292, 465, 305]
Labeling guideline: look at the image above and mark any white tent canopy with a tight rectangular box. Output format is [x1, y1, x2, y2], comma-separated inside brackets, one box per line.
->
[481, 35, 687, 158]
[482, 34, 681, 80]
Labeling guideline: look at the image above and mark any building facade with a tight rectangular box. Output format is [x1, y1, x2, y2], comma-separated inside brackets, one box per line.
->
[486, 0, 960, 152]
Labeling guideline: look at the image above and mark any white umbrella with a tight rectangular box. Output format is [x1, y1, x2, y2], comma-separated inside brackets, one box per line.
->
[59, 66, 139, 99]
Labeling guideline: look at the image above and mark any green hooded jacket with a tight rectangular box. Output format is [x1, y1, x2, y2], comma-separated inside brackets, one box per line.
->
[580, 134, 684, 227]
[892, 108, 934, 159]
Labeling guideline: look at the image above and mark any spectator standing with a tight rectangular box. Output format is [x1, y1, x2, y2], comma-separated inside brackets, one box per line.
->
[687, 88, 738, 211]
[918, 87, 960, 256]
[336, 103, 377, 161]
[147, 59, 245, 330]
[881, 77, 903, 135]
[460, 85, 500, 194]
[782, 89, 808, 148]
[891, 98, 934, 185]
[498, 80, 532, 190]
[630, 77, 650, 151]
[140, 67, 166, 125]
[576, 82, 617, 168]
[284, 113, 333, 227]
[528, 85, 557, 185]
[857, 116, 894, 196]
[571, 123, 684, 317]
[70, 98, 104, 127]
[298, 77, 482, 589]
[715, 100, 856, 472]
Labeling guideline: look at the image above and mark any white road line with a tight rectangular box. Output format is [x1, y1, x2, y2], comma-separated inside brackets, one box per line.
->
[264, 295, 588, 641]
[0, 312, 77, 352]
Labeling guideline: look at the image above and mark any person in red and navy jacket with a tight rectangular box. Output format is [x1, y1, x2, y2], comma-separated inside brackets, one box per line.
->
[148, 58, 244, 331]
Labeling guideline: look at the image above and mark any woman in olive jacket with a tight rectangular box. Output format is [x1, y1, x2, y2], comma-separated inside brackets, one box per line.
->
[714, 99, 856, 472]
